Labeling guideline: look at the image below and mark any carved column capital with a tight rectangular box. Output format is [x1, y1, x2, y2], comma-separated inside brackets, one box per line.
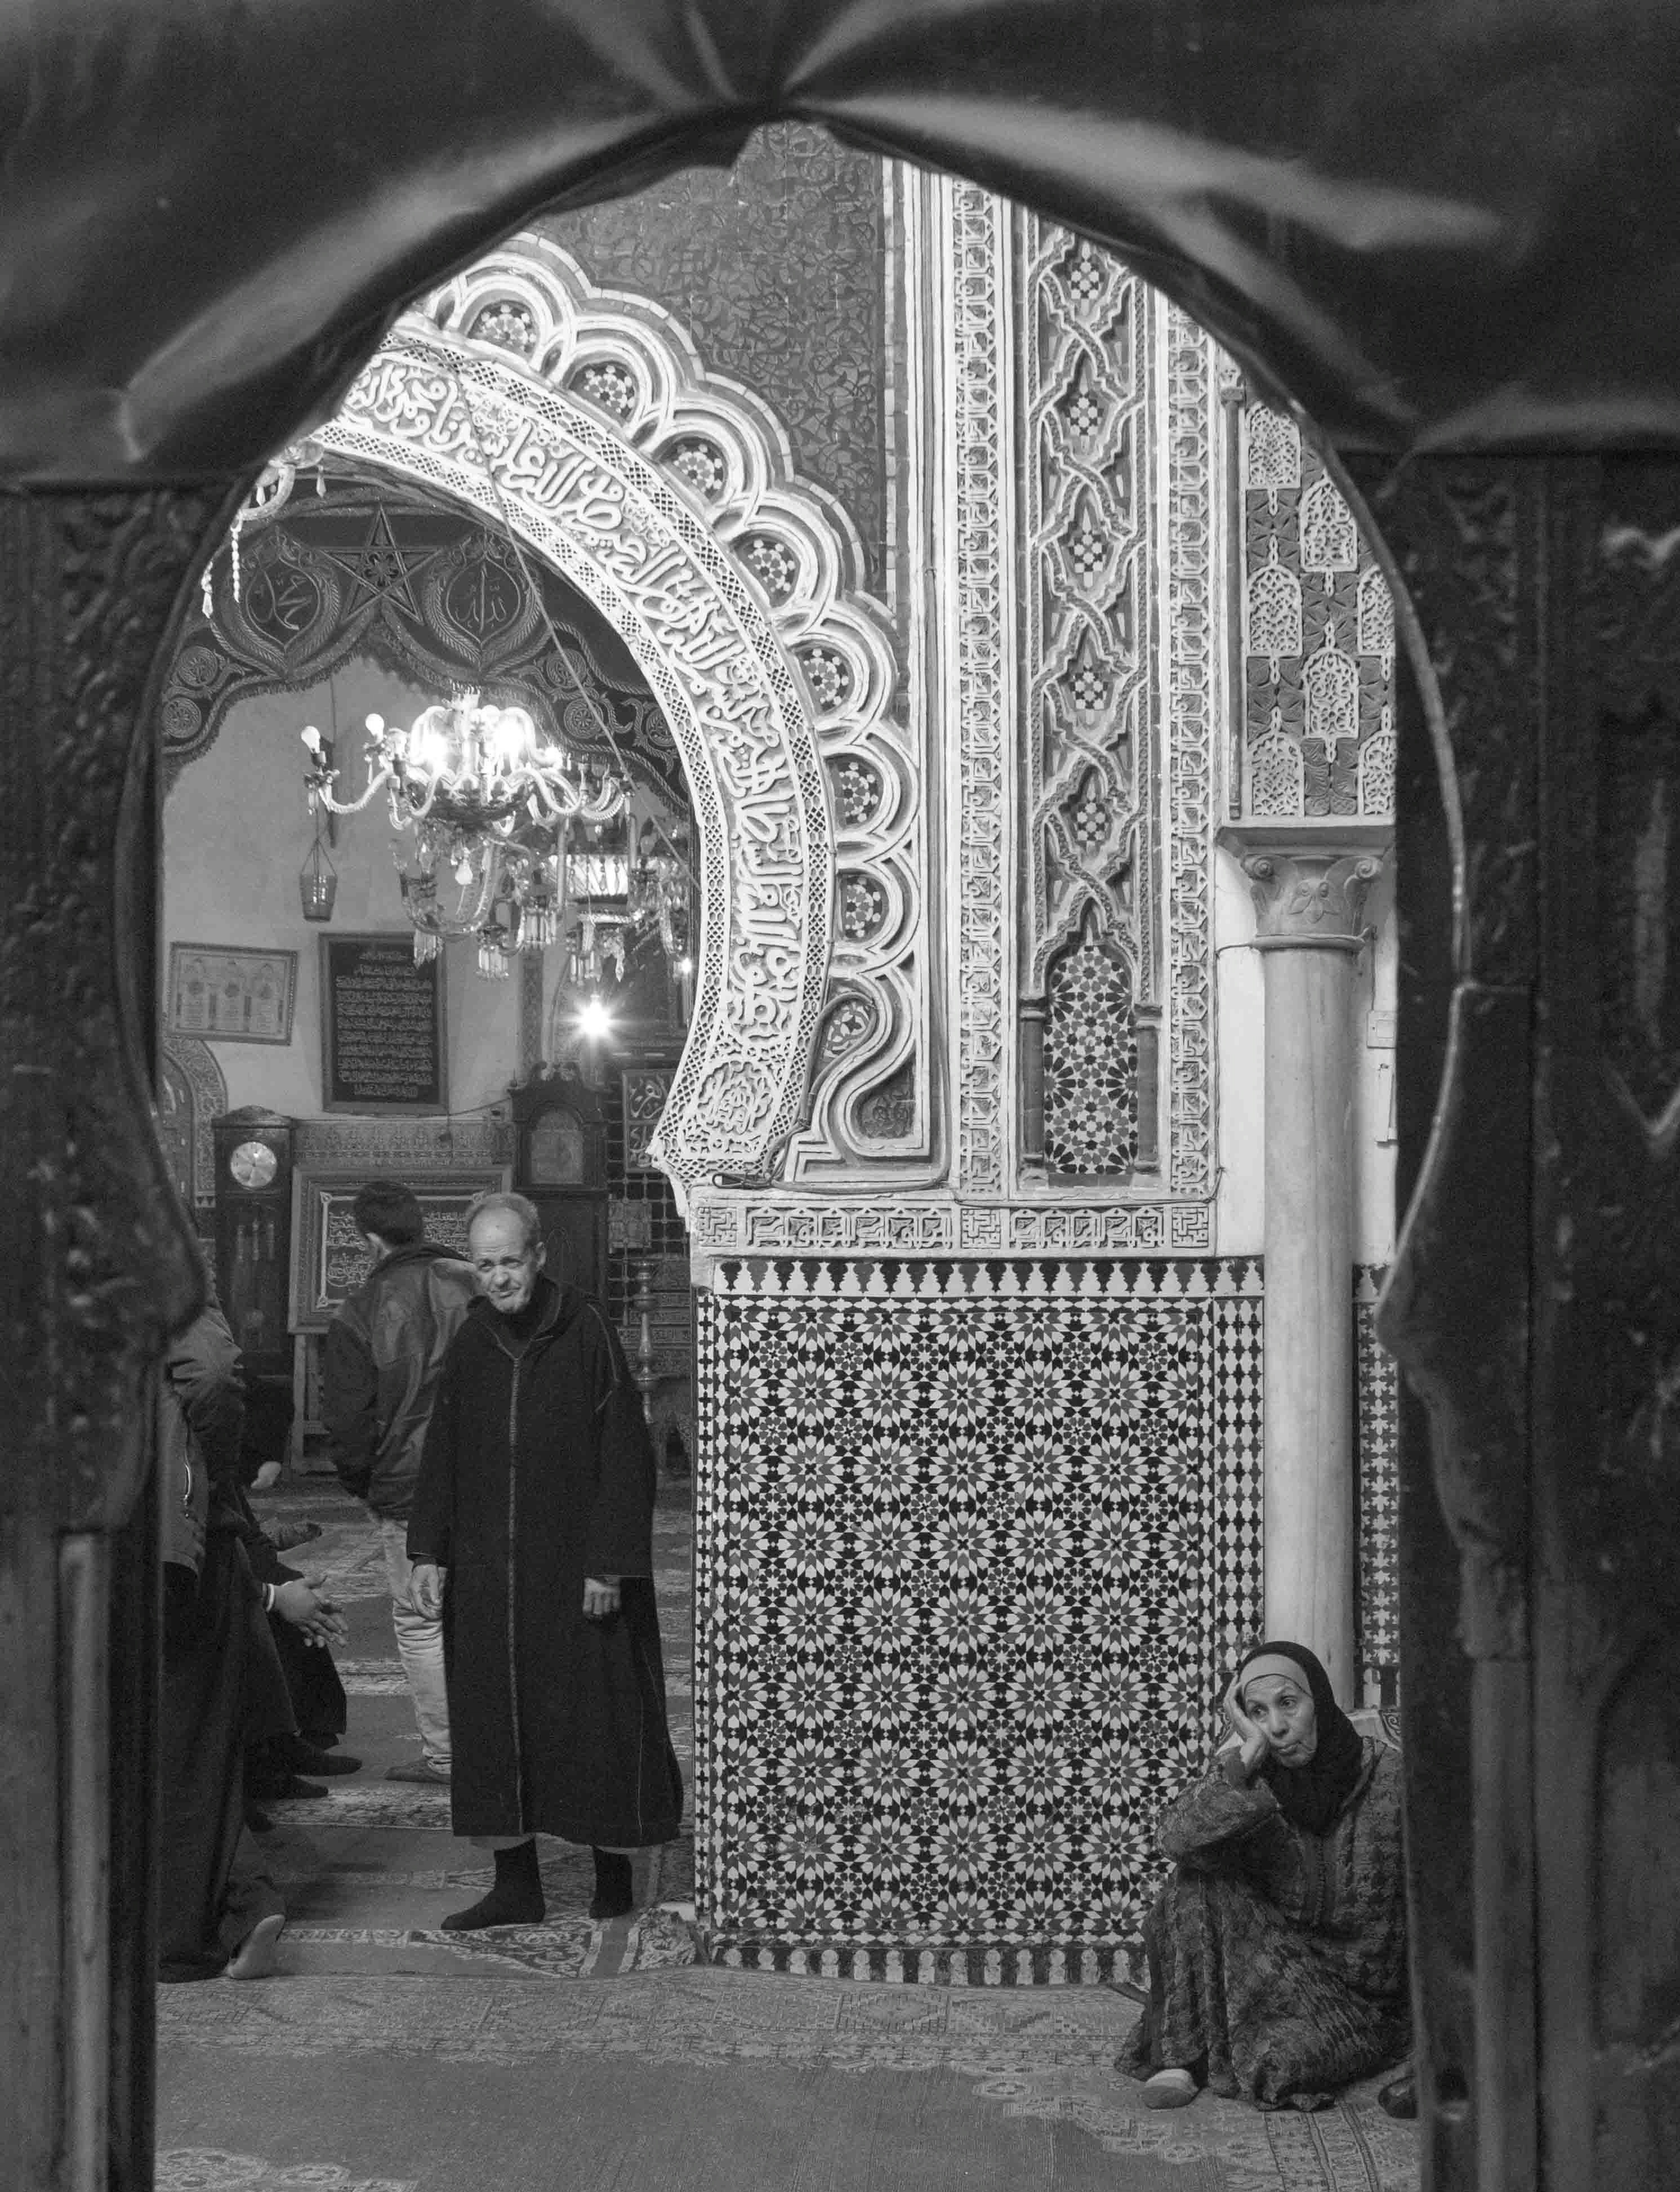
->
[1218, 820, 1392, 951]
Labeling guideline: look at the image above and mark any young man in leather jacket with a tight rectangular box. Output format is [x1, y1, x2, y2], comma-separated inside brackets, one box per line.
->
[322, 1179, 476, 1784]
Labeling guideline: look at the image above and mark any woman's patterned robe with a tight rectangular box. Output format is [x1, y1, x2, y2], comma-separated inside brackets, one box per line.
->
[1120, 1736, 1410, 2110]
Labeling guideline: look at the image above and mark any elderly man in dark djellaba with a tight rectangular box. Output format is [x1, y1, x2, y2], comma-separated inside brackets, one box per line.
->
[407, 1191, 683, 1927]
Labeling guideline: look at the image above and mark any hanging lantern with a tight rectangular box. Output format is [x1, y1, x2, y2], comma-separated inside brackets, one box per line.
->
[476, 923, 514, 980]
[298, 830, 338, 922]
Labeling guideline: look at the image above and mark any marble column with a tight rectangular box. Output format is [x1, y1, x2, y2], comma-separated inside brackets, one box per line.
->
[1219, 821, 1391, 1703]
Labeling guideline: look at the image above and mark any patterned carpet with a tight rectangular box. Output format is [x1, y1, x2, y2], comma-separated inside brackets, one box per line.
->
[155, 1477, 1419, 2191]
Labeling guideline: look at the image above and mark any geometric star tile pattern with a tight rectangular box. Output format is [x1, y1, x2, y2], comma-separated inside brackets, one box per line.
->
[1354, 1269, 1400, 1701]
[695, 1258, 1264, 1954]
[1044, 939, 1138, 1175]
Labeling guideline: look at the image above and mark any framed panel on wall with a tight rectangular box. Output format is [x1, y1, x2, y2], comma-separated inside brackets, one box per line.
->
[166, 942, 298, 1044]
[288, 1165, 509, 1333]
[318, 933, 448, 1114]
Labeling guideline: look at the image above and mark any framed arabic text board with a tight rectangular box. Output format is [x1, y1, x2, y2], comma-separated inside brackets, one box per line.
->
[166, 943, 298, 1045]
[319, 933, 447, 1113]
[287, 1165, 509, 1333]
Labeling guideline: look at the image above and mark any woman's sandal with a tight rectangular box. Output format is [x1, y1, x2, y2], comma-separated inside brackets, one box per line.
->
[1142, 2067, 1199, 2109]
[225, 1912, 285, 1980]
[1378, 2069, 1418, 2119]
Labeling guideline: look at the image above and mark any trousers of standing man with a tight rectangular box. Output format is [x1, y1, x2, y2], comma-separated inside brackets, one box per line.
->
[322, 1224, 479, 1781]
[379, 1518, 451, 1770]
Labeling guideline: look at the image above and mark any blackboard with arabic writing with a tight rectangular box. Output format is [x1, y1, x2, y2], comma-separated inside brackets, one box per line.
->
[319, 934, 447, 1113]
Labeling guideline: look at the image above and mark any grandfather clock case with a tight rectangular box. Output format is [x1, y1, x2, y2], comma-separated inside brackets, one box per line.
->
[211, 1105, 296, 1381]
[510, 1075, 609, 1299]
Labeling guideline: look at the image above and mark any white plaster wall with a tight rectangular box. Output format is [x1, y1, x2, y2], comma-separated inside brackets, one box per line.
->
[162, 661, 523, 1120]
[1352, 862, 1398, 1267]
[1212, 848, 1266, 1255]
[1210, 844, 1397, 1266]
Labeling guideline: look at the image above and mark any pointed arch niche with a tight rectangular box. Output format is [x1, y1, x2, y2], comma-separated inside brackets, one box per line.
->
[304, 232, 919, 1192]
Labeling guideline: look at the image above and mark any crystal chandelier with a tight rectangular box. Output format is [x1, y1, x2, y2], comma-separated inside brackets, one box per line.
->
[301, 690, 626, 975]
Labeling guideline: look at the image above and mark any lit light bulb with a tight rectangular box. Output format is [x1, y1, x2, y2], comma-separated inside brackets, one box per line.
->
[576, 997, 614, 1040]
[488, 707, 534, 766]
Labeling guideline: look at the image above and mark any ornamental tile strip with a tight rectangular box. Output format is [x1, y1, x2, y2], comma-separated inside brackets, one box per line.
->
[688, 1200, 1215, 1263]
[1354, 1264, 1400, 1697]
[948, 181, 1011, 1197]
[1161, 304, 1218, 1202]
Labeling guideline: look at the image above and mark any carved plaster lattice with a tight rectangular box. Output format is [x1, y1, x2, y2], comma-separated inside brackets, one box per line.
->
[689, 196, 1223, 1259]
[1019, 225, 1155, 1004]
[1161, 304, 1219, 1202]
[1012, 243, 1216, 1206]
[158, 1036, 228, 1209]
[308, 232, 922, 1189]
[687, 1194, 1212, 1258]
[293, 1117, 513, 1171]
[950, 181, 1013, 1199]
[1239, 403, 1395, 821]
[622, 1070, 673, 1171]
[1016, 222, 1151, 1183]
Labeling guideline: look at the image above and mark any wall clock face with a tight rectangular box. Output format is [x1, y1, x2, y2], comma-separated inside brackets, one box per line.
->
[229, 1138, 278, 1190]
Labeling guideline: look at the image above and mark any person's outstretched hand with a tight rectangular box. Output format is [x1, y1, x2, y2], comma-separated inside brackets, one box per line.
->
[273, 1575, 348, 1650]
[582, 1575, 621, 1620]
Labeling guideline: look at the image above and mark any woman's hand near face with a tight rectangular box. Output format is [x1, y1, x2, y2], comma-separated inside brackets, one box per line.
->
[1224, 1680, 1269, 1777]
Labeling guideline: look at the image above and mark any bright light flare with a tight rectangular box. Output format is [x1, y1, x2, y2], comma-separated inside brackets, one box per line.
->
[576, 997, 615, 1040]
[488, 707, 536, 765]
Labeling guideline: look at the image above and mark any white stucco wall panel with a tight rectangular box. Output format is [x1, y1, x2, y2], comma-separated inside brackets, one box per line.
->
[1211, 848, 1266, 1256]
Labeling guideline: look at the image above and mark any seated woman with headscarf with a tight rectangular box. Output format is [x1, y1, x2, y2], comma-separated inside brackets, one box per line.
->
[1120, 1641, 1410, 2113]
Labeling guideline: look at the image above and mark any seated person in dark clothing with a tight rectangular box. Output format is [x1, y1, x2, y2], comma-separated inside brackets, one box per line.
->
[238, 1373, 295, 1494]
[1120, 1640, 1410, 2113]
[225, 1374, 356, 1796]
[158, 1300, 347, 1980]
[236, 1498, 360, 1800]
